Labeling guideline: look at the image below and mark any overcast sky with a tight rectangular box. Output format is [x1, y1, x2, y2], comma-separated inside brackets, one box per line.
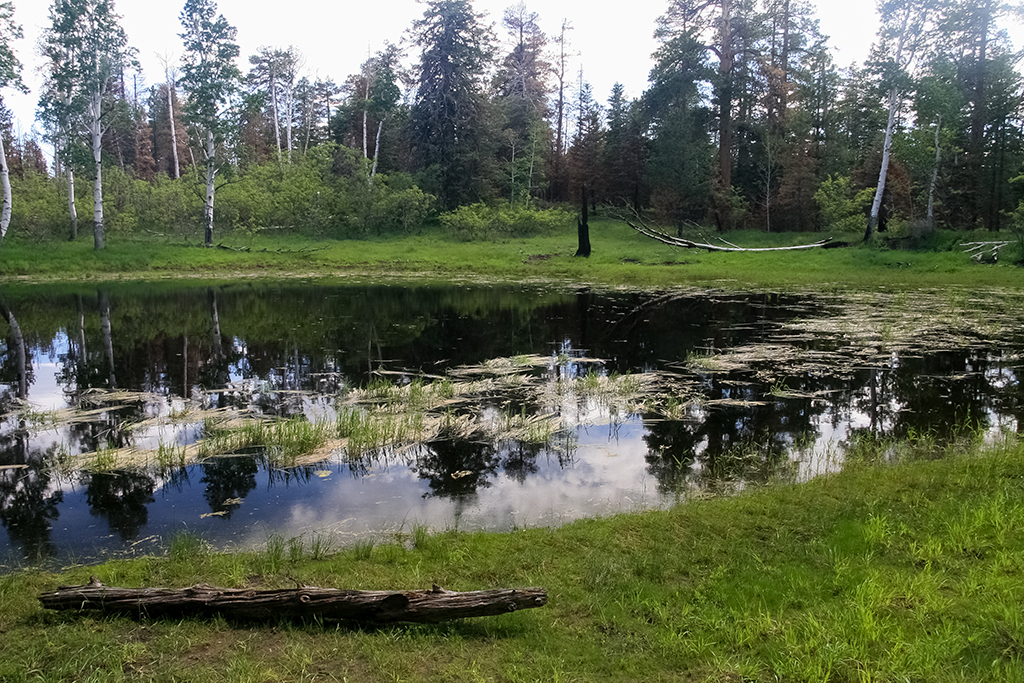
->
[2, 0, 1016, 144]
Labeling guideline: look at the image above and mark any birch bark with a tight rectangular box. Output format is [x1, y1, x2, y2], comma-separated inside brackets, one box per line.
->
[0, 132, 10, 247]
[204, 129, 216, 245]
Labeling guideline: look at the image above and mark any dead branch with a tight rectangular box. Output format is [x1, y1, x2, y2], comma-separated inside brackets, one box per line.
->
[962, 241, 1012, 262]
[624, 219, 832, 252]
[39, 578, 547, 623]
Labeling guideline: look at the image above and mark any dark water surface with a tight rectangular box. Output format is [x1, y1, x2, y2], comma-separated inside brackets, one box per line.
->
[1, 280, 1021, 566]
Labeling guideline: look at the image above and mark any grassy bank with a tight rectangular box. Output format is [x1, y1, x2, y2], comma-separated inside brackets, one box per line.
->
[2, 221, 1022, 289]
[2, 434, 1023, 682]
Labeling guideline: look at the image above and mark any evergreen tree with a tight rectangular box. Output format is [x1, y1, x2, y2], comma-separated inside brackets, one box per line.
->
[409, 0, 495, 209]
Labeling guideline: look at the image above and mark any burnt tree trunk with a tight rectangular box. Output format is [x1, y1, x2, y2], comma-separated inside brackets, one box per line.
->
[39, 579, 547, 624]
[575, 183, 591, 257]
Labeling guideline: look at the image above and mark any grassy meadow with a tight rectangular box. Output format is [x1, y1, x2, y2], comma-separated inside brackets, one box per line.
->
[1, 433, 1023, 681]
[1, 219, 1022, 290]
[2, 221, 1024, 681]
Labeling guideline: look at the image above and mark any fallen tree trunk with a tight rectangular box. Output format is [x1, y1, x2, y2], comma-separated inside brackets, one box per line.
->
[625, 219, 832, 252]
[39, 578, 547, 623]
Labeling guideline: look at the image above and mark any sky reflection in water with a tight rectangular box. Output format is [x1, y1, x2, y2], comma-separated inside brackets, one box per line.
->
[0, 281, 1021, 565]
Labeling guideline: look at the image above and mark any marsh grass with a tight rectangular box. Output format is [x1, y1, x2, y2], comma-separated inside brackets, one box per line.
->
[5, 434, 1024, 682]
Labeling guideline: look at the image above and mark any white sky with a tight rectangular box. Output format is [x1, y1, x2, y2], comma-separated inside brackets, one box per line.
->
[3, 0, 1013, 144]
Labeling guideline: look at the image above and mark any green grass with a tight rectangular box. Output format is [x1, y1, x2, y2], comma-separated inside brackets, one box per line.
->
[2, 434, 1024, 681]
[2, 220, 1022, 289]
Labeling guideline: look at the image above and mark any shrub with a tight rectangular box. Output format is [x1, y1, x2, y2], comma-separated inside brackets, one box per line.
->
[439, 203, 573, 241]
[814, 175, 873, 232]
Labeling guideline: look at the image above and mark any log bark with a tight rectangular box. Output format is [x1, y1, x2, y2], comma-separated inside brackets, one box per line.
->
[39, 578, 547, 623]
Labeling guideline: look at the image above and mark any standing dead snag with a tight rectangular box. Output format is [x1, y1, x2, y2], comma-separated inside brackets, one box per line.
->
[575, 183, 591, 257]
[39, 578, 548, 624]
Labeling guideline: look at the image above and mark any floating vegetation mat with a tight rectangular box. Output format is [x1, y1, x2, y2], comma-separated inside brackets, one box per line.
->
[7, 287, 1021, 477]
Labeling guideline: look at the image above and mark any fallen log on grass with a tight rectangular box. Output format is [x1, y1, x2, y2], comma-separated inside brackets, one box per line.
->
[625, 219, 833, 252]
[39, 577, 547, 623]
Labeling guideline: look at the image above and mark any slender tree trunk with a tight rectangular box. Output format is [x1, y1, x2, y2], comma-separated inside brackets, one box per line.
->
[167, 81, 181, 179]
[715, 0, 735, 232]
[866, 6, 911, 243]
[270, 66, 282, 165]
[926, 116, 941, 231]
[91, 88, 105, 251]
[67, 165, 78, 240]
[62, 87, 79, 240]
[969, 3, 990, 228]
[286, 82, 293, 164]
[0, 133, 11, 249]
[369, 119, 383, 186]
[204, 130, 216, 246]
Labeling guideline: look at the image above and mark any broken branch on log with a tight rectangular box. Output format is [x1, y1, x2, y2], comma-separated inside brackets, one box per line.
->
[624, 219, 832, 252]
[39, 577, 547, 623]
[962, 241, 1012, 262]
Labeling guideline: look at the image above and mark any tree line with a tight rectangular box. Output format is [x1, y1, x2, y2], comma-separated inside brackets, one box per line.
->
[0, 0, 1022, 251]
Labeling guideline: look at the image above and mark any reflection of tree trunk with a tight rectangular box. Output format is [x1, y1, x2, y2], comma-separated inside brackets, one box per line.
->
[868, 368, 878, 434]
[0, 298, 28, 399]
[183, 335, 189, 397]
[76, 295, 87, 371]
[99, 291, 116, 390]
[209, 289, 223, 360]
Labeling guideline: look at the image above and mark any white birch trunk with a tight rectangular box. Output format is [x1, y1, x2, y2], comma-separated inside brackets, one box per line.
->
[167, 81, 180, 179]
[63, 87, 79, 240]
[204, 129, 216, 246]
[270, 66, 282, 164]
[286, 86, 293, 164]
[91, 88, 105, 251]
[67, 165, 78, 240]
[0, 133, 11, 248]
[369, 119, 383, 187]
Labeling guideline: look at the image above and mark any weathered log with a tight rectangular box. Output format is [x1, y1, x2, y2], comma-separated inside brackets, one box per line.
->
[624, 219, 832, 252]
[39, 577, 547, 623]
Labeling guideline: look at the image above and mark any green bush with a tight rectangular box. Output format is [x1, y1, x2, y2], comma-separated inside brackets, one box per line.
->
[814, 175, 873, 232]
[439, 203, 573, 241]
[9, 171, 69, 241]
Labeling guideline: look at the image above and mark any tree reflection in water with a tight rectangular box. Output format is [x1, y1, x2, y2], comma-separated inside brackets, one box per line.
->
[84, 469, 156, 541]
[0, 282, 1020, 562]
[201, 456, 258, 517]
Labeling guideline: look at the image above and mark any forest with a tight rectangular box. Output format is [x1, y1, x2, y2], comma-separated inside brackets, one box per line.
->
[0, 0, 1021, 250]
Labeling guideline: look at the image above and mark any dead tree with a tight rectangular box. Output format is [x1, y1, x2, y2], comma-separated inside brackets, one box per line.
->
[39, 578, 547, 624]
[575, 183, 591, 257]
[625, 218, 831, 252]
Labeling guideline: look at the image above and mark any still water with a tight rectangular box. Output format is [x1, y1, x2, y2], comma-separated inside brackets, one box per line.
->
[1, 280, 1021, 566]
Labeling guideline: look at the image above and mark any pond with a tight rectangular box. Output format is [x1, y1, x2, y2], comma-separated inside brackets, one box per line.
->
[0, 280, 1021, 567]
